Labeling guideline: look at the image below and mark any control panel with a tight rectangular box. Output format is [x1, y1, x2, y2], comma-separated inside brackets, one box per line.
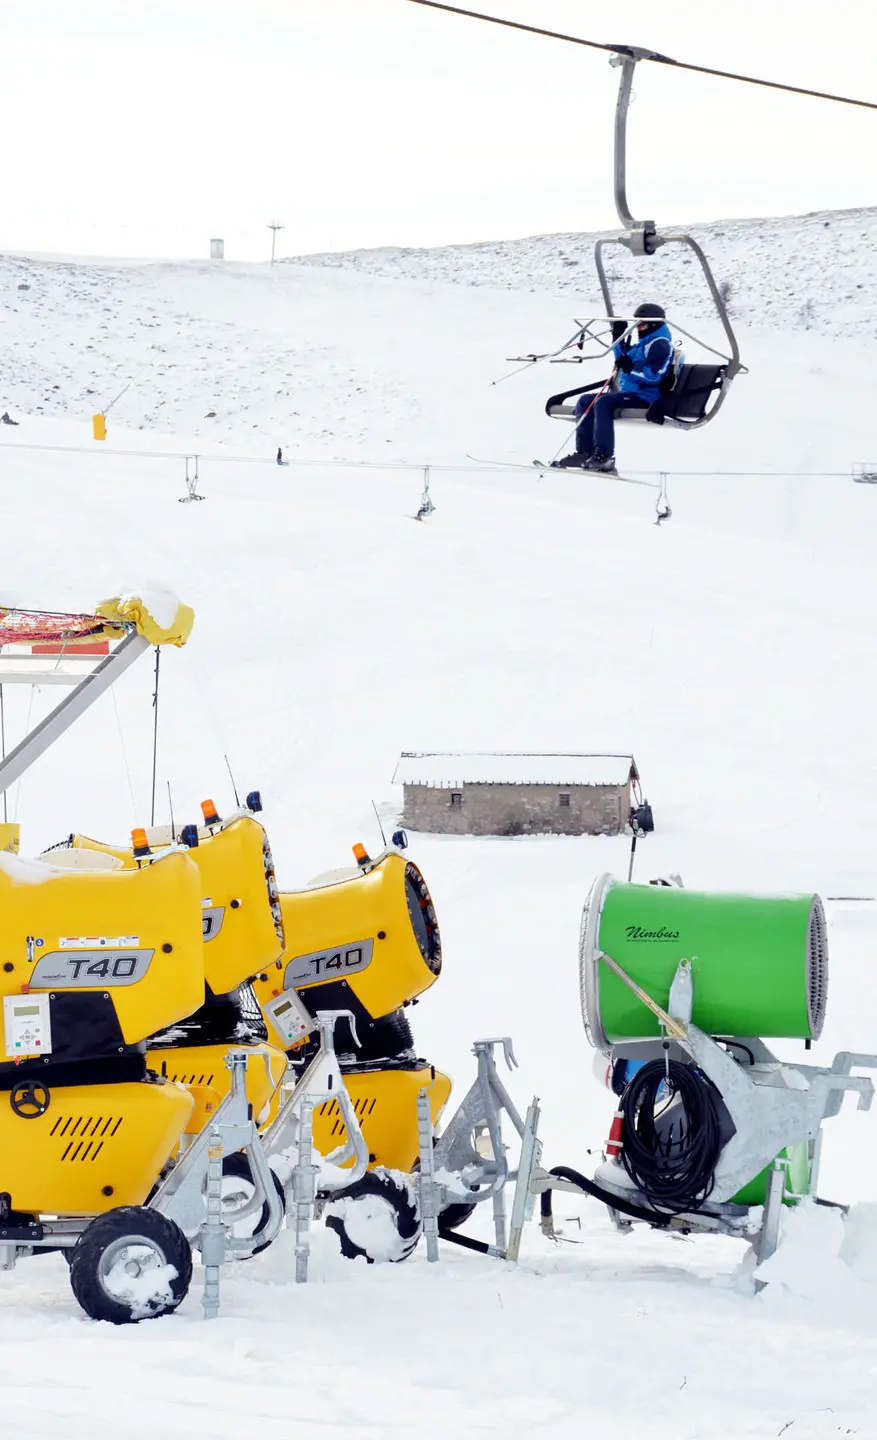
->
[3, 994, 53, 1058]
[263, 990, 313, 1048]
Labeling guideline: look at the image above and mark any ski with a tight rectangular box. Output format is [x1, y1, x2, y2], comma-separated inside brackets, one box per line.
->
[466, 453, 571, 475]
[465, 453, 536, 470]
[464, 454, 653, 488]
[531, 460, 654, 488]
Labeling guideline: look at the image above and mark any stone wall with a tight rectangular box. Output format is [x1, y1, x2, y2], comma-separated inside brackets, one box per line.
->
[401, 782, 627, 836]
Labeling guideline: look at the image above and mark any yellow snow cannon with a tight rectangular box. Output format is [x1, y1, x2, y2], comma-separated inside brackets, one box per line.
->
[71, 796, 290, 1126]
[71, 817, 452, 1217]
[251, 837, 451, 1178]
[73, 794, 285, 994]
[0, 841, 212, 1318]
[253, 840, 441, 1044]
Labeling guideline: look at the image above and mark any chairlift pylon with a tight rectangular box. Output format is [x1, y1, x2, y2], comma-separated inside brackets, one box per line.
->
[532, 49, 745, 435]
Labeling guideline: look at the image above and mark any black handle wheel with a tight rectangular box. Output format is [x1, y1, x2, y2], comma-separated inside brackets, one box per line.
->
[10, 1080, 50, 1118]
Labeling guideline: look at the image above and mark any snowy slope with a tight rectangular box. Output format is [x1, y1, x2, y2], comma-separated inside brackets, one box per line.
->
[0, 230, 876, 1438]
[287, 204, 877, 337]
[2, 204, 876, 455]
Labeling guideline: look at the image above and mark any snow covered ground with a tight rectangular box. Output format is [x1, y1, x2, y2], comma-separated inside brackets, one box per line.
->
[1, 217, 877, 1437]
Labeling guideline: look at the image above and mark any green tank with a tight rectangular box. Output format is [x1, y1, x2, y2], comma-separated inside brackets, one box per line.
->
[579, 874, 828, 1048]
[733, 1142, 812, 1207]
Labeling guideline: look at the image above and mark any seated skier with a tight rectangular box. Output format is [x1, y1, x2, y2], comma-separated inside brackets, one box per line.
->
[551, 302, 673, 474]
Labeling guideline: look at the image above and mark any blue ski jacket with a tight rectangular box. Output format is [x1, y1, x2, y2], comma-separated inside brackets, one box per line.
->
[613, 322, 673, 402]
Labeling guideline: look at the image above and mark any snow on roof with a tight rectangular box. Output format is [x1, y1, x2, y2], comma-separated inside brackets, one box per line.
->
[392, 752, 637, 789]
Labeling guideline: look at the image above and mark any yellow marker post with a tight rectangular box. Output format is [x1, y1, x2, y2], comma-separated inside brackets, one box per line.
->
[92, 413, 106, 441]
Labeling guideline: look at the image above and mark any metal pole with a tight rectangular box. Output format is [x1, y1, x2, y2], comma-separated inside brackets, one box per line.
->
[150, 647, 160, 826]
[627, 829, 637, 881]
[201, 1121, 224, 1319]
[417, 1089, 441, 1262]
[293, 1096, 316, 1283]
[267, 222, 284, 264]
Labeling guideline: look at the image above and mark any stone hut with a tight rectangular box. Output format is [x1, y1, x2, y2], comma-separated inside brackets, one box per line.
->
[392, 752, 641, 837]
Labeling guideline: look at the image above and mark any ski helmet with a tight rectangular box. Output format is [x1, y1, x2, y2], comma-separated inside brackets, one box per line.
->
[634, 302, 666, 335]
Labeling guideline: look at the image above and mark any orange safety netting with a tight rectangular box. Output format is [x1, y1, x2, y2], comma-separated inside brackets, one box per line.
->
[0, 609, 117, 649]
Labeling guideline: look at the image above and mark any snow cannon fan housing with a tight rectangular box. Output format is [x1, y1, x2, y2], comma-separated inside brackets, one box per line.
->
[251, 849, 441, 1054]
[0, 849, 204, 1218]
[72, 803, 285, 996]
[0, 848, 205, 1074]
[579, 873, 828, 1050]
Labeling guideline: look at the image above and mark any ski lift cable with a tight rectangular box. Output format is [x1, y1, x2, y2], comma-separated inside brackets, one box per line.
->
[400, 0, 877, 112]
[111, 683, 139, 823]
[0, 435, 856, 478]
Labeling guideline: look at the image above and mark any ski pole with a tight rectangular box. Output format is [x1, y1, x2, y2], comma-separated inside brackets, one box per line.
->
[544, 369, 618, 467]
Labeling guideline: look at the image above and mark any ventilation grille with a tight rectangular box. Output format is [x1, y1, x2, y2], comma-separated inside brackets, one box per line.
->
[236, 982, 269, 1042]
[578, 899, 596, 1047]
[50, 1113, 123, 1162]
[806, 897, 829, 1040]
[578, 874, 613, 1051]
[262, 834, 285, 946]
[405, 862, 442, 975]
[164, 1070, 216, 1087]
[318, 1095, 378, 1138]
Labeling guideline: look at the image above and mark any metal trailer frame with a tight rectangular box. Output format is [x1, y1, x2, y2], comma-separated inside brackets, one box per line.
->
[416, 1036, 532, 1260]
[0, 1011, 371, 1317]
[413, 958, 877, 1290]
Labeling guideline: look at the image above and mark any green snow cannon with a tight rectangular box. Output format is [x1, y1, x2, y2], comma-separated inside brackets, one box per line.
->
[578, 873, 828, 1049]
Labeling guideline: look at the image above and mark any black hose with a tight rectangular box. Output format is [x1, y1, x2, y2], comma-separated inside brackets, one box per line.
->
[437, 1226, 493, 1254]
[539, 1165, 671, 1228]
[814, 1197, 850, 1214]
[620, 1060, 724, 1215]
[715, 1038, 756, 1066]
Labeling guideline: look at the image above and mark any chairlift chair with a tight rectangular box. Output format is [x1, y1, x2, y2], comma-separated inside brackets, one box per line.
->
[543, 49, 745, 434]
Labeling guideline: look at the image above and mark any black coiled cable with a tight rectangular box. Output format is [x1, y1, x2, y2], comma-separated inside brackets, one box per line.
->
[620, 1059, 724, 1215]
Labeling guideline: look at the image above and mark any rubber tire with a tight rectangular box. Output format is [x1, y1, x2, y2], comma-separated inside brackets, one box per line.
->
[221, 1151, 286, 1258]
[438, 1199, 478, 1231]
[68, 1206, 192, 1324]
[325, 1167, 421, 1264]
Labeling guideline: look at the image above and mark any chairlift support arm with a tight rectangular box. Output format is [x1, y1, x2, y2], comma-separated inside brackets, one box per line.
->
[609, 47, 672, 241]
[595, 49, 743, 420]
[0, 629, 150, 798]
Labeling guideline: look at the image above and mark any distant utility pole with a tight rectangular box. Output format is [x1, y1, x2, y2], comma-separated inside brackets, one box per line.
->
[267, 221, 284, 264]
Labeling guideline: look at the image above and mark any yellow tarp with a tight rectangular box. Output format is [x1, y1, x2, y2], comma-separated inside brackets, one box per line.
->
[96, 591, 194, 647]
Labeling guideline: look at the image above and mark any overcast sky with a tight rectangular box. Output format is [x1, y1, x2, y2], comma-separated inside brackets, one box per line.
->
[0, 0, 874, 260]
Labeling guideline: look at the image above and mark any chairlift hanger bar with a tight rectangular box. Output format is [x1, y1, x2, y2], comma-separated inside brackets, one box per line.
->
[401, 0, 877, 112]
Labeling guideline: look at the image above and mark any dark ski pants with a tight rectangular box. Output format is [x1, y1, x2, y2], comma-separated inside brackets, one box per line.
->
[575, 391, 646, 457]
